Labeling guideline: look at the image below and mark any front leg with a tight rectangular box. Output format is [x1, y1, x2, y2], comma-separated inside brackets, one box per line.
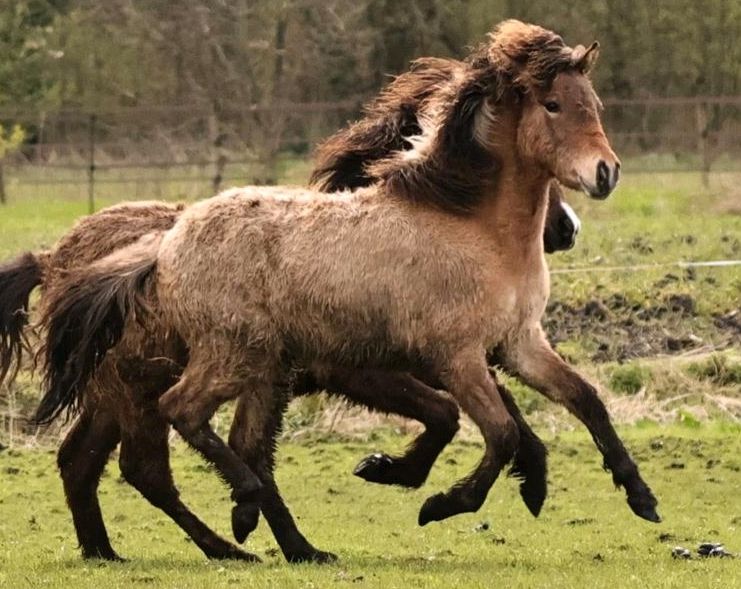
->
[315, 367, 460, 489]
[495, 377, 548, 518]
[505, 326, 660, 522]
[418, 349, 519, 525]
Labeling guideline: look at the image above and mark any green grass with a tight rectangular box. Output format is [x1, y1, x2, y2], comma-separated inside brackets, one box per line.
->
[0, 166, 740, 586]
[549, 171, 741, 317]
[1, 424, 740, 588]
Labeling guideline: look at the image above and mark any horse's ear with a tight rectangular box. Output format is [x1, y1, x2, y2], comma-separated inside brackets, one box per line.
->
[574, 41, 600, 73]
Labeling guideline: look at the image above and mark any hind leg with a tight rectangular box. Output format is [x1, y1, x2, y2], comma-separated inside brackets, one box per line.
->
[57, 407, 121, 560]
[158, 347, 272, 542]
[495, 379, 548, 517]
[118, 406, 259, 562]
[229, 389, 337, 564]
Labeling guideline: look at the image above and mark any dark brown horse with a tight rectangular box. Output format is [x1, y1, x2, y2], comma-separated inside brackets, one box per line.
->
[34, 20, 657, 562]
[0, 55, 580, 562]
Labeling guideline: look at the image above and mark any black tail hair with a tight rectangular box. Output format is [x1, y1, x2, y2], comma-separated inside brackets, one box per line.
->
[0, 252, 44, 383]
[34, 236, 160, 425]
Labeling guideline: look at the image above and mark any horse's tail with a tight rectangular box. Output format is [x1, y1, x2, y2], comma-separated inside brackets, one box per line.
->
[33, 233, 162, 425]
[0, 251, 49, 384]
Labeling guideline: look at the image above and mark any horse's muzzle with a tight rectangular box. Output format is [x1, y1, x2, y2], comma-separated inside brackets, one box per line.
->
[544, 202, 580, 254]
[590, 160, 620, 199]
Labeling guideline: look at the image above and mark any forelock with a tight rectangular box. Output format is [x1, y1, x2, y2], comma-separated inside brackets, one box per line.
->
[471, 20, 591, 91]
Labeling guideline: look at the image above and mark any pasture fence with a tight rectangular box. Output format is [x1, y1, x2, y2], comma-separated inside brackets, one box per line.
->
[0, 95, 739, 210]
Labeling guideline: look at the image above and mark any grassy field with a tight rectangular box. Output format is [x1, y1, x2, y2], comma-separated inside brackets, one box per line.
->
[0, 165, 739, 586]
[1, 424, 740, 588]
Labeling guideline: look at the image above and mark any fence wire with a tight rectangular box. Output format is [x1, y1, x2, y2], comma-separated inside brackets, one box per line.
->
[1, 95, 739, 211]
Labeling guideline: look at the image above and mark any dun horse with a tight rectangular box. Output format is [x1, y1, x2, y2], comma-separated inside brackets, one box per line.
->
[0, 46, 581, 561]
[34, 20, 659, 559]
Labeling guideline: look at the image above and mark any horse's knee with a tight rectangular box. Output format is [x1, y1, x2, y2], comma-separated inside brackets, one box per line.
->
[58, 413, 118, 489]
[119, 450, 177, 508]
[435, 395, 461, 439]
[158, 381, 212, 435]
[569, 379, 610, 422]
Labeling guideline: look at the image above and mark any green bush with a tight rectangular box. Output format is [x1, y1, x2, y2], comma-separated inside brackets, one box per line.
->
[608, 364, 651, 395]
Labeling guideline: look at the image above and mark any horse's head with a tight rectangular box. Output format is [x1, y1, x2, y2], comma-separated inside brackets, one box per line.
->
[483, 21, 620, 199]
[543, 182, 580, 253]
[365, 21, 620, 214]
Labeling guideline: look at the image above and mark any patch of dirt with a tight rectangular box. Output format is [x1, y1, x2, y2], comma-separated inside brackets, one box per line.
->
[543, 293, 740, 363]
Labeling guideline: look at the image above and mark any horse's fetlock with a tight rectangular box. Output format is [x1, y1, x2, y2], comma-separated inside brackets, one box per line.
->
[232, 483, 263, 504]
[496, 416, 520, 459]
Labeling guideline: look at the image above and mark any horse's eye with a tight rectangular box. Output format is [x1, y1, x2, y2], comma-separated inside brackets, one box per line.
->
[544, 101, 560, 113]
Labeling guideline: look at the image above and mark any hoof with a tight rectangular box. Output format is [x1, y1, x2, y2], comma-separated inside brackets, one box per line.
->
[508, 458, 547, 518]
[204, 540, 262, 562]
[82, 548, 126, 562]
[418, 492, 450, 526]
[287, 549, 339, 564]
[232, 501, 261, 543]
[518, 474, 547, 518]
[353, 453, 394, 483]
[219, 547, 262, 563]
[628, 493, 661, 523]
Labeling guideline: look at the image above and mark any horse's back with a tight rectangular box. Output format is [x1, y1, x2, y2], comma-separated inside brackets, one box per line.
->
[155, 187, 489, 352]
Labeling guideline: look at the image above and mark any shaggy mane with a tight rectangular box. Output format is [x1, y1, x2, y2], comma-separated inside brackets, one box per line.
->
[309, 58, 461, 193]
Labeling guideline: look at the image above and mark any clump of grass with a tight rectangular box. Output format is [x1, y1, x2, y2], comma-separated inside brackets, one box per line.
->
[608, 363, 651, 395]
[685, 353, 741, 386]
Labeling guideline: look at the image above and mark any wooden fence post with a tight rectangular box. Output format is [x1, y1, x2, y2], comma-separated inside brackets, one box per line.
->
[694, 100, 710, 187]
[87, 114, 96, 214]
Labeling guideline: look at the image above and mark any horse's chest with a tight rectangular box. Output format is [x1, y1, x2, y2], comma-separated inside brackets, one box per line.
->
[478, 263, 549, 341]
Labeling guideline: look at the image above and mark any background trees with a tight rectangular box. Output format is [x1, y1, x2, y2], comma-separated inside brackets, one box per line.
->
[0, 0, 737, 189]
[1, 0, 736, 113]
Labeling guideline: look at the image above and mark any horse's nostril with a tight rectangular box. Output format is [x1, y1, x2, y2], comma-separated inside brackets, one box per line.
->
[596, 160, 610, 195]
[614, 162, 621, 184]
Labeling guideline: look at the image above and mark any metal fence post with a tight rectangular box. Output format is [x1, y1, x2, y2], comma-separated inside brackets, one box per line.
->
[87, 114, 96, 214]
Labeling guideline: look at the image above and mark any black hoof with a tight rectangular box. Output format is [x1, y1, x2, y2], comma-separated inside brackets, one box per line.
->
[418, 492, 453, 526]
[518, 474, 547, 518]
[286, 549, 339, 564]
[353, 453, 394, 483]
[232, 501, 261, 543]
[508, 455, 547, 518]
[628, 493, 661, 523]
[82, 548, 126, 562]
[219, 547, 262, 563]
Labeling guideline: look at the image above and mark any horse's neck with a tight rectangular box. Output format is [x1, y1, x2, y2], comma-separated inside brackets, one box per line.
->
[481, 161, 550, 256]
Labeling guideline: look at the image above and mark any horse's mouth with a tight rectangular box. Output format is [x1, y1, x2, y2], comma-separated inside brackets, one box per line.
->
[579, 178, 612, 200]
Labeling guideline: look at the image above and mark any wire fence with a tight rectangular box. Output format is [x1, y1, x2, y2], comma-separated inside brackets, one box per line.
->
[1, 95, 739, 210]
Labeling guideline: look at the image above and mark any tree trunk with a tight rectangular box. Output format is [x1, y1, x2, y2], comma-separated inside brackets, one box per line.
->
[0, 161, 6, 205]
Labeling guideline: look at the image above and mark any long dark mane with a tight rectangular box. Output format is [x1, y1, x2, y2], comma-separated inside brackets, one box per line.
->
[309, 57, 461, 193]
